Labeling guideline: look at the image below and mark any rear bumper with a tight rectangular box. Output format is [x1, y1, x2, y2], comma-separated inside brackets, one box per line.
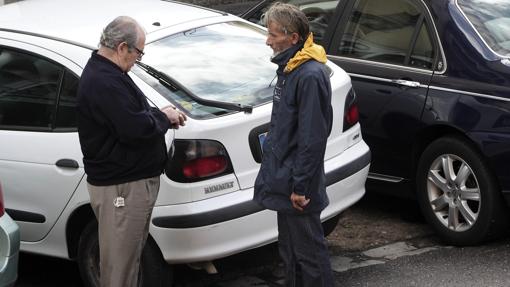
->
[150, 140, 370, 263]
[0, 213, 19, 287]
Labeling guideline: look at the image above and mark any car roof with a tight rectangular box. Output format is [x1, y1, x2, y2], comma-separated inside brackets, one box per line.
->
[0, 0, 224, 48]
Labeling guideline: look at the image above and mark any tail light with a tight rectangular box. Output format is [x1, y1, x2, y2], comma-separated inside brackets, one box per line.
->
[165, 139, 234, 183]
[0, 182, 4, 217]
[343, 88, 359, 131]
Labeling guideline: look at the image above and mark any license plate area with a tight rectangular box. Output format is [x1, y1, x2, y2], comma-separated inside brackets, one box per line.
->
[258, 132, 267, 153]
[248, 123, 270, 163]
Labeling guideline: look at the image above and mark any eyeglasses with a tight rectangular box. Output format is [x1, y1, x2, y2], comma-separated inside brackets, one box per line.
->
[128, 44, 145, 60]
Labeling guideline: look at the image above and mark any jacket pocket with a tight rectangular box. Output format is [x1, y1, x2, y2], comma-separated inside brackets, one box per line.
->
[254, 149, 294, 212]
[265, 149, 293, 197]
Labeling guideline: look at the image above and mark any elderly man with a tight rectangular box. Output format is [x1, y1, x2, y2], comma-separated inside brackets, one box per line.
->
[77, 16, 185, 287]
[254, 3, 335, 287]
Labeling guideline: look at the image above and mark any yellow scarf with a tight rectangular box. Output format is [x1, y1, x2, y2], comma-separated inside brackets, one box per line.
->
[284, 33, 327, 74]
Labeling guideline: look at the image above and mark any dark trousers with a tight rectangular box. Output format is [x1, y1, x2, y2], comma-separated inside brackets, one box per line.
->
[277, 212, 335, 287]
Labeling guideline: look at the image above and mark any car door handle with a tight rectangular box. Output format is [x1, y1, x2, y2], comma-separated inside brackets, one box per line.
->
[56, 159, 79, 169]
[392, 79, 421, 88]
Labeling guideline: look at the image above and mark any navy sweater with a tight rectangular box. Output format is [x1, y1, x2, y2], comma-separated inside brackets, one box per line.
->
[77, 51, 171, 186]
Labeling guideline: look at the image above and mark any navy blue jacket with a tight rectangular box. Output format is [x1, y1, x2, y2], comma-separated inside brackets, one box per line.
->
[77, 51, 171, 186]
[254, 44, 333, 214]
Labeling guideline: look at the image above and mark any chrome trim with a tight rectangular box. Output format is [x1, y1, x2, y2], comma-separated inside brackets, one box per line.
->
[348, 73, 429, 89]
[328, 55, 434, 75]
[392, 79, 421, 88]
[368, 173, 404, 183]
[421, 0, 448, 74]
[455, 0, 508, 59]
[428, 85, 510, 102]
[349, 70, 510, 102]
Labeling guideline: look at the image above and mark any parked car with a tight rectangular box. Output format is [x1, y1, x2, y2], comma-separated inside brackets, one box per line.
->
[243, 0, 510, 246]
[0, 0, 370, 286]
[0, 182, 19, 287]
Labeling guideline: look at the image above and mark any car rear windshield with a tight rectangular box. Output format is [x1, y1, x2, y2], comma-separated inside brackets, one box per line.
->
[458, 0, 510, 57]
[135, 21, 276, 119]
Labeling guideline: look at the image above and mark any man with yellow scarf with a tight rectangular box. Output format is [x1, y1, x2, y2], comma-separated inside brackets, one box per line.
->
[254, 2, 335, 286]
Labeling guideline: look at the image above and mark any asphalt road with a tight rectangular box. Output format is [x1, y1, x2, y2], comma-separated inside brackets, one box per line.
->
[14, 193, 510, 287]
[335, 238, 510, 287]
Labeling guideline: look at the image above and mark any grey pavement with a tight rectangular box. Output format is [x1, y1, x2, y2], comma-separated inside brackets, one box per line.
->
[334, 238, 510, 287]
[188, 237, 510, 287]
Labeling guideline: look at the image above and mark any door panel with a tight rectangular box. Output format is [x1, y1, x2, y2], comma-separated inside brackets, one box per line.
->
[0, 40, 84, 242]
[0, 133, 83, 242]
[328, 0, 437, 179]
[340, 61, 430, 177]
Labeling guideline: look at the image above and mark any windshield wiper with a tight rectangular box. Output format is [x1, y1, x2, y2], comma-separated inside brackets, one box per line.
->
[136, 61, 253, 114]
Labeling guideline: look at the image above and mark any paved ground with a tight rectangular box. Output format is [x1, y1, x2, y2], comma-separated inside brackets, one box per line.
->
[329, 192, 432, 252]
[15, 193, 436, 287]
[169, 193, 437, 286]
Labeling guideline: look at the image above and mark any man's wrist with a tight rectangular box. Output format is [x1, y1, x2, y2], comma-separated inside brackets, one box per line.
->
[293, 188, 305, 196]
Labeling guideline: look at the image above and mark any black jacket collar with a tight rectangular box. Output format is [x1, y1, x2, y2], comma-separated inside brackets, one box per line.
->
[271, 43, 303, 74]
[91, 50, 125, 74]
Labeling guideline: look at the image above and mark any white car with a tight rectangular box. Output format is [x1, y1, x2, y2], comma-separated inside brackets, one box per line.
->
[0, 0, 370, 286]
[0, 182, 19, 287]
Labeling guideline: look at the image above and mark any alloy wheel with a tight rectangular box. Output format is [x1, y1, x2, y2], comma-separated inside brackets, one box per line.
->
[426, 154, 480, 232]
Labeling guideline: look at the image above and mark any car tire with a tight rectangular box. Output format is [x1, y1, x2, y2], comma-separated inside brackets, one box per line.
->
[322, 214, 341, 237]
[416, 136, 509, 246]
[77, 220, 173, 287]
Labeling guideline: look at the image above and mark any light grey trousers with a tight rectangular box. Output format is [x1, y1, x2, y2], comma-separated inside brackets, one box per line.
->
[88, 176, 160, 287]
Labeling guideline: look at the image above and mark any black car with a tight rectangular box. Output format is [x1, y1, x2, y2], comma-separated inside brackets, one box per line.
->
[243, 0, 510, 246]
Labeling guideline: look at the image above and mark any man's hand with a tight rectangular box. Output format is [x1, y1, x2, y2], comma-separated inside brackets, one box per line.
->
[290, 192, 310, 212]
[161, 106, 187, 129]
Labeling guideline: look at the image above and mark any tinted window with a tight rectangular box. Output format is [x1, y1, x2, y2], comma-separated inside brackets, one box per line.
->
[245, 0, 339, 44]
[137, 22, 276, 119]
[55, 71, 78, 129]
[458, 0, 510, 56]
[337, 0, 434, 69]
[410, 21, 435, 69]
[0, 49, 62, 130]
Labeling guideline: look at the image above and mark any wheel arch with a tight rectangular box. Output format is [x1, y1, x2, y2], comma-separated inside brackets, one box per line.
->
[66, 204, 95, 260]
[74, 215, 172, 287]
[65, 204, 166, 260]
[411, 124, 492, 184]
[413, 129, 510, 245]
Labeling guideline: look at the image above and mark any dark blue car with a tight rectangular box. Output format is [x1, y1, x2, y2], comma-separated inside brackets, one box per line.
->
[243, 0, 510, 245]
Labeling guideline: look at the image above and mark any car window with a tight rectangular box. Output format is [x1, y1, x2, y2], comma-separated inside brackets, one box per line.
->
[55, 71, 78, 129]
[0, 49, 63, 130]
[337, 0, 435, 69]
[410, 20, 435, 69]
[136, 21, 276, 119]
[458, 0, 510, 57]
[245, 0, 340, 45]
